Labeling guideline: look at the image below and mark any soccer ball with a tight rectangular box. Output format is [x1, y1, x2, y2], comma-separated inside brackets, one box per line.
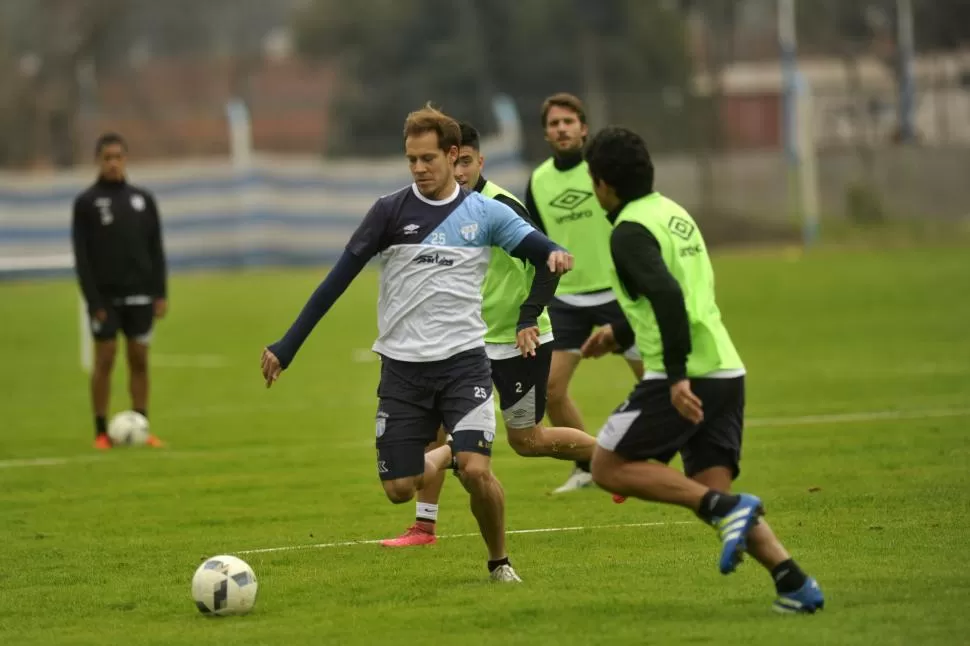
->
[192, 555, 258, 617]
[107, 410, 150, 445]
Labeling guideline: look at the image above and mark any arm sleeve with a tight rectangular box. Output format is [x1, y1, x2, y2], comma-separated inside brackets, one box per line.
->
[485, 198, 535, 252]
[147, 194, 168, 298]
[345, 198, 391, 259]
[508, 231, 562, 269]
[491, 194, 560, 330]
[523, 180, 547, 233]
[610, 222, 692, 382]
[611, 310, 637, 350]
[267, 250, 368, 369]
[71, 197, 103, 313]
[485, 198, 565, 267]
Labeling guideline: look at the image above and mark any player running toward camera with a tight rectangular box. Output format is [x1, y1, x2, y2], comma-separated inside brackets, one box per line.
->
[524, 93, 644, 494]
[260, 105, 573, 583]
[72, 132, 167, 450]
[579, 126, 824, 614]
[381, 121, 596, 548]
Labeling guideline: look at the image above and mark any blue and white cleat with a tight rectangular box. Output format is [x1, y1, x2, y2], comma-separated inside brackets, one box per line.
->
[773, 577, 825, 614]
[714, 493, 764, 575]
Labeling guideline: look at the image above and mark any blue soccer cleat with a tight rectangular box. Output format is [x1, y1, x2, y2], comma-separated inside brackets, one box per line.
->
[714, 493, 764, 574]
[773, 577, 825, 614]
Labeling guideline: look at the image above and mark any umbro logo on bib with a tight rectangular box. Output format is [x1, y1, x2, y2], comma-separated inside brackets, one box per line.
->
[668, 216, 696, 241]
[548, 189, 593, 210]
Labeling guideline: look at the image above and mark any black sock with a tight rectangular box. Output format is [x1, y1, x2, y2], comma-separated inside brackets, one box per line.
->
[95, 416, 107, 438]
[575, 460, 591, 473]
[135, 409, 148, 419]
[697, 490, 741, 524]
[771, 559, 808, 594]
[487, 556, 510, 573]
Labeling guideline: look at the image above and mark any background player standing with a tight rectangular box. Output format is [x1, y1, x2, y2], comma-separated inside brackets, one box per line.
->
[71, 133, 168, 450]
[524, 93, 643, 493]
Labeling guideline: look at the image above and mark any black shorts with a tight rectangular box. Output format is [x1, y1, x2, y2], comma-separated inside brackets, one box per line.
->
[548, 297, 638, 356]
[490, 342, 552, 430]
[90, 302, 154, 343]
[596, 376, 745, 479]
[375, 348, 496, 481]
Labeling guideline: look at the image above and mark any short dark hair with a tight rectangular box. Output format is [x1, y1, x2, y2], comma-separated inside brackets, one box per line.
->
[584, 126, 654, 201]
[403, 103, 460, 152]
[458, 121, 480, 150]
[95, 132, 127, 156]
[541, 93, 587, 127]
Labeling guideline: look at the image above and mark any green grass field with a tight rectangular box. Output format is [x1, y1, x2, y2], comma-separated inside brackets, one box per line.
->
[1, 244, 969, 645]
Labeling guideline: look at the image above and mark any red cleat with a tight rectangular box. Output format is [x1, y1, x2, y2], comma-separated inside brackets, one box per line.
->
[93, 434, 112, 450]
[612, 494, 628, 504]
[145, 434, 165, 448]
[380, 522, 437, 547]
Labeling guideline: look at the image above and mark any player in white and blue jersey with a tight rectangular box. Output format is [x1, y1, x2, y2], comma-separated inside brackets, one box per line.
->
[259, 104, 573, 583]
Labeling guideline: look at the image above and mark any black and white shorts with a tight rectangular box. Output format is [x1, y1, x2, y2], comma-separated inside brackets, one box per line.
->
[548, 297, 639, 359]
[90, 296, 154, 344]
[489, 342, 553, 430]
[375, 348, 496, 481]
[596, 376, 746, 479]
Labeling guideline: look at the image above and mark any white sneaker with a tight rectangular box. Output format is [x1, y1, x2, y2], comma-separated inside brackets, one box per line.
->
[489, 564, 522, 583]
[552, 467, 594, 494]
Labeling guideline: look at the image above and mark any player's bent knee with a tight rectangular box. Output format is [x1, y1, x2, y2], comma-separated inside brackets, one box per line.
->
[546, 379, 569, 406]
[450, 430, 495, 490]
[547, 351, 580, 403]
[457, 459, 490, 481]
[506, 426, 542, 457]
[590, 463, 609, 489]
[688, 464, 737, 491]
[382, 478, 418, 504]
[590, 447, 620, 491]
[456, 454, 492, 488]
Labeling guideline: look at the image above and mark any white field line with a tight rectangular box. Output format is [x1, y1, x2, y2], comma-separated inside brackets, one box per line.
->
[235, 521, 693, 556]
[0, 441, 363, 470]
[0, 455, 105, 469]
[2, 406, 968, 471]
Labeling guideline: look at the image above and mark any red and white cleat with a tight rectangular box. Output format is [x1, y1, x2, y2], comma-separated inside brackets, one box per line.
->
[93, 434, 113, 450]
[145, 434, 166, 448]
[380, 522, 437, 547]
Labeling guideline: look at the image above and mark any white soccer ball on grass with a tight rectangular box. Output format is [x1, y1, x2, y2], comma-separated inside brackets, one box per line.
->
[107, 410, 150, 445]
[192, 555, 259, 616]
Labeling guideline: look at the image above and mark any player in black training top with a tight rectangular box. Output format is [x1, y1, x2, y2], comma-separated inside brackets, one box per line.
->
[71, 133, 167, 449]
